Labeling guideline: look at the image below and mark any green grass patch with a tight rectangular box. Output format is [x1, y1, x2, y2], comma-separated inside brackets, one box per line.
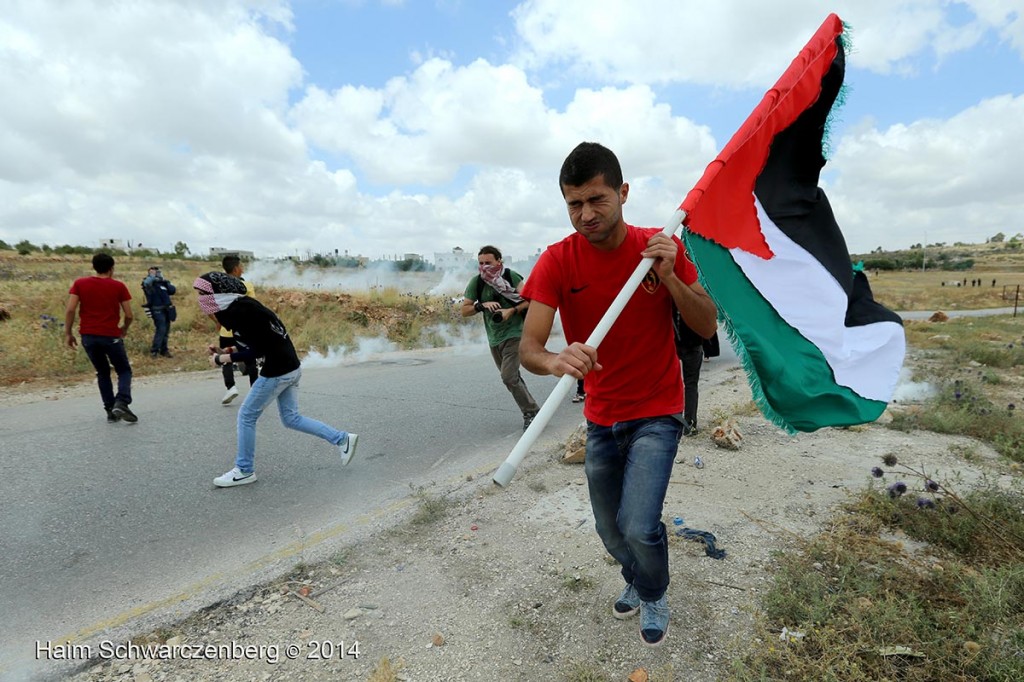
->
[408, 487, 453, 527]
[560, 574, 596, 593]
[888, 377, 1024, 462]
[731, 483, 1024, 682]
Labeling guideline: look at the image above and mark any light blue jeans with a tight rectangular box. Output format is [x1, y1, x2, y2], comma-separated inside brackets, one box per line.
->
[235, 368, 346, 473]
[584, 416, 683, 602]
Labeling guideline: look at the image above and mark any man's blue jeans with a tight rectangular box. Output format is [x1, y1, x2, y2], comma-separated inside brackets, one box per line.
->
[150, 307, 170, 354]
[584, 416, 683, 602]
[235, 368, 346, 473]
[81, 334, 132, 409]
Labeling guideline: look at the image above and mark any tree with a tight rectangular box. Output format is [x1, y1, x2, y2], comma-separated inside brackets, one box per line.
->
[173, 241, 190, 257]
[14, 239, 37, 255]
[989, 232, 1005, 243]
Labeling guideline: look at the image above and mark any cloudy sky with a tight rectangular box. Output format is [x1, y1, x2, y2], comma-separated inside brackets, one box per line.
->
[2, 1, 1022, 263]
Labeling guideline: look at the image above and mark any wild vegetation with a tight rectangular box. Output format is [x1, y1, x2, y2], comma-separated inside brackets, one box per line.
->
[0, 252, 465, 388]
[727, 245, 1024, 680]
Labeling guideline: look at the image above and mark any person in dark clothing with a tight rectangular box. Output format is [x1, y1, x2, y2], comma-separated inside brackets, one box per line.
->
[216, 254, 259, 404]
[142, 266, 176, 357]
[193, 272, 359, 487]
[572, 377, 586, 403]
[672, 308, 720, 436]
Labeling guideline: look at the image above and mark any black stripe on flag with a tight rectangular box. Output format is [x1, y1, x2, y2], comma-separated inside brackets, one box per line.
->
[753, 37, 902, 329]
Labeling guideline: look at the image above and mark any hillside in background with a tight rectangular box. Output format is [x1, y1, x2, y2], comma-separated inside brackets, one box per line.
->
[853, 234, 1024, 273]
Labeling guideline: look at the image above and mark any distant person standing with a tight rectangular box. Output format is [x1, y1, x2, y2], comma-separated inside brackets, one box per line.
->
[672, 308, 719, 437]
[193, 272, 359, 487]
[572, 377, 586, 403]
[65, 253, 137, 423]
[461, 245, 539, 431]
[216, 255, 258, 404]
[141, 266, 176, 358]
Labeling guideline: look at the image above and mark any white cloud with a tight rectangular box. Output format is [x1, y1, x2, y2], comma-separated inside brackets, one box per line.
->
[293, 58, 555, 185]
[0, 0, 1021, 265]
[830, 94, 1024, 251]
[510, 0, 1019, 84]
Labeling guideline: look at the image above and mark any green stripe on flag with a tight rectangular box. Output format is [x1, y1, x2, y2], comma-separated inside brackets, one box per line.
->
[683, 230, 887, 433]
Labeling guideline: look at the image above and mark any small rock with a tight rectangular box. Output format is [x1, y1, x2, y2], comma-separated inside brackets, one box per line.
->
[343, 608, 364, 620]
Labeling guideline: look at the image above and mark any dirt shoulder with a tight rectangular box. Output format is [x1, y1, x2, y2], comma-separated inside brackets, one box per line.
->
[65, 363, 1008, 682]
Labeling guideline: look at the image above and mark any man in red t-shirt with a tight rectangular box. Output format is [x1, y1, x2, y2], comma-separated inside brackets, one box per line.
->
[65, 253, 138, 423]
[520, 142, 717, 647]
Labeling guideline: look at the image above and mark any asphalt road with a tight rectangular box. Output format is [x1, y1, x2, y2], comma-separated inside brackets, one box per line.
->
[0, 341, 596, 681]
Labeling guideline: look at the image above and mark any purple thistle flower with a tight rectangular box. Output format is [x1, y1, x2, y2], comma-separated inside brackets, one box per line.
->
[887, 482, 908, 498]
[916, 497, 936, 509]
[870, 467, 884, 478]
[925, 479, 940, 492]
[954, 391, 962, 400]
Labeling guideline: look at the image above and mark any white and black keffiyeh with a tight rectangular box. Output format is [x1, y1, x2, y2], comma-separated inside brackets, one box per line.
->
[193, 272, 247, 315]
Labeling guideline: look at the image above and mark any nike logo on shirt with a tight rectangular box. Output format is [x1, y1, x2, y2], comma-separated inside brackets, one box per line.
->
[570, 285, 589, 294]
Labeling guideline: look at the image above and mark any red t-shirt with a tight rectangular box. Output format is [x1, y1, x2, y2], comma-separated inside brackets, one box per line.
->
[69, 276, 132, 337]
[522, 225, 697, 426]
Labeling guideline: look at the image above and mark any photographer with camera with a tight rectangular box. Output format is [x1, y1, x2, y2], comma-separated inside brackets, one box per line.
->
[461, 245, 539, 431]
[141, 266, 176, 358]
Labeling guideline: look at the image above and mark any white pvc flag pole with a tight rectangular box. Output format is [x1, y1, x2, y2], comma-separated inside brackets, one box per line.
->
[493, 208, 688, 487]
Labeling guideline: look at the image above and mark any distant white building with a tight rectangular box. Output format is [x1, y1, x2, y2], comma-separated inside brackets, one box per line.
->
[98, 238, 127, 251]
[98, 238, 158, 253]
[209, 247, 255, 259]
[434, 246, 474, 271]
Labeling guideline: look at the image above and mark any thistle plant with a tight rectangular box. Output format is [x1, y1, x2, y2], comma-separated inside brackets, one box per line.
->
[870, 452, 1024, 555]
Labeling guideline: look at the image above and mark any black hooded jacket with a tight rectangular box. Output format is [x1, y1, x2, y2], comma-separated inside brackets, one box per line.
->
[216, 297, 300, 378]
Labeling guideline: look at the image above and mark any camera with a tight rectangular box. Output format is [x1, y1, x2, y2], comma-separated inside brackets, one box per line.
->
[491, 310, 504, 323]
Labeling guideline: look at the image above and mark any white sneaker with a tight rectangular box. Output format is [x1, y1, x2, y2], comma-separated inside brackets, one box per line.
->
[338, 433, 359, 466]
[213, 467, 256, 487]
[222, 386, 240, 404]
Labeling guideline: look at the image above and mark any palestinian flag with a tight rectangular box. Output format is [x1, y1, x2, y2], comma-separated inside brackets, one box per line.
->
[680, 13, 905, 433]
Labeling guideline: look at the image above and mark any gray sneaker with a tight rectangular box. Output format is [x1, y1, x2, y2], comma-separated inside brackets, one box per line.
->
[612, 583, 641, 619]
[639, 595, 670, 646]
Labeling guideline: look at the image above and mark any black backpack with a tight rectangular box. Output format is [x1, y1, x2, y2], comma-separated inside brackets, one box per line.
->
[475, 268, 516, 304]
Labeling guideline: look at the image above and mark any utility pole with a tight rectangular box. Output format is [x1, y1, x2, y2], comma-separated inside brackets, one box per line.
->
[921, 231, 927, 273]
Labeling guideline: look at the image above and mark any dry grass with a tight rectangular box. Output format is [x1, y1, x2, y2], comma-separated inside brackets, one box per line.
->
[5, 242, 1024, 390]
[867, 268, 1024, 312]
[0, 252, 468, 389]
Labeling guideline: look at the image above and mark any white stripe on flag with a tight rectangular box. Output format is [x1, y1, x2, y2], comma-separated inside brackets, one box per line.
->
[729, 198, 905, 402]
